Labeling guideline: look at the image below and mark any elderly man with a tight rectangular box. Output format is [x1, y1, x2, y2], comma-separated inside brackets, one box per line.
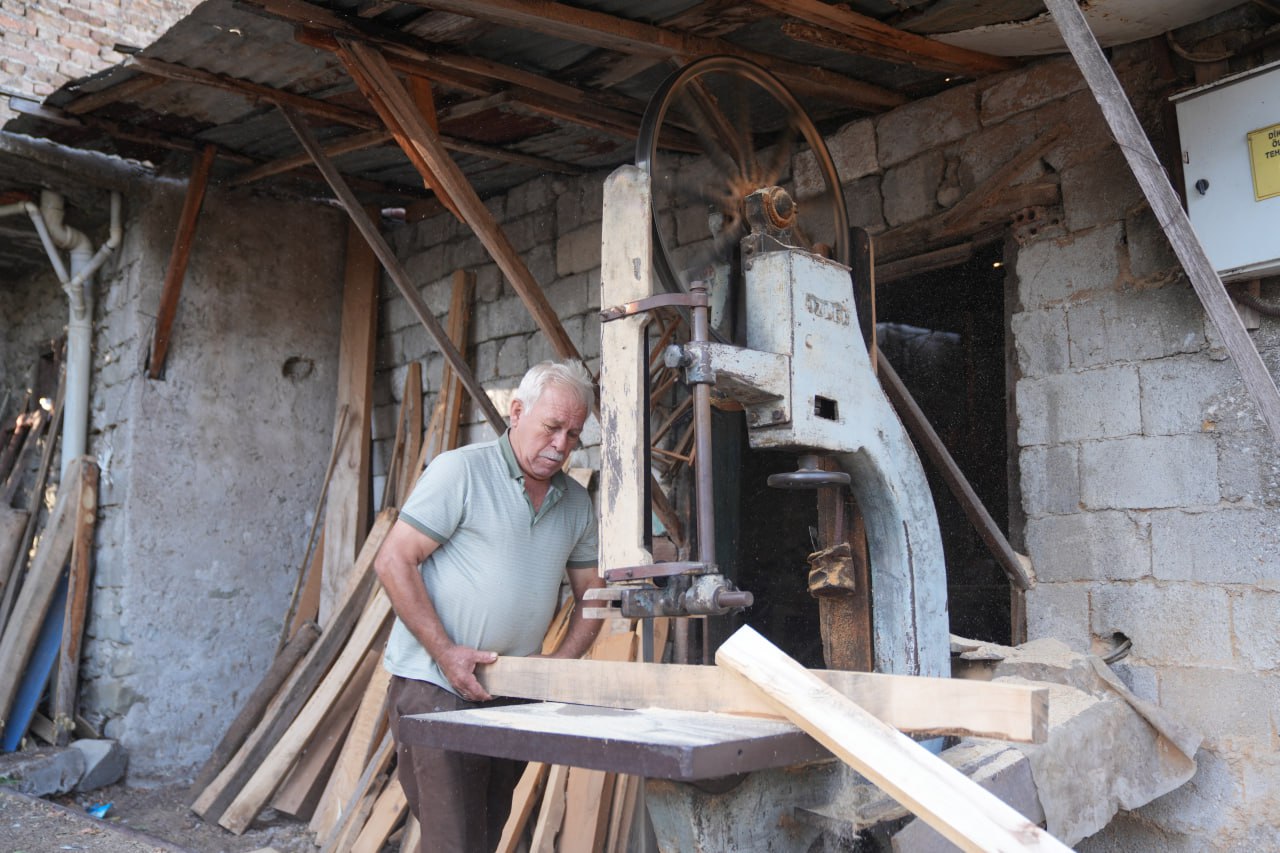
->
[374, 360, 603, 853]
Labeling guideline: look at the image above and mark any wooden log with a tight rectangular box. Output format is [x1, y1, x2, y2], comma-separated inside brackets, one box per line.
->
[219, 589, 395, 834]
[191, 509, 395, 822]
[476, 655, 1048, 744]
[716, 626, 1070, 853]
[1045, 0, 1280, 442]
[0, 409, 43, 503]
[496, 762, 549, 853]
[188, 621, 321, 803]
[320, 218, 378, 625]
[52, 463, 98, 746]
[0, 457, 91, 738]
[148, 144, 217, 379]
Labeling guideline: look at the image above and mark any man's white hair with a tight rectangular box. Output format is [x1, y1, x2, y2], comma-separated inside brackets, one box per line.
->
[514, 360, 594, 411]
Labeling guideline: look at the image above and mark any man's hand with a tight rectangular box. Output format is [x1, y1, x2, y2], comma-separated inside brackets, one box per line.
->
[438, 644, 497, 702]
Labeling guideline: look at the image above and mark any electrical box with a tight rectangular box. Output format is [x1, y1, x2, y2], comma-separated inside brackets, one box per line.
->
[1172, 60, 1280, 282]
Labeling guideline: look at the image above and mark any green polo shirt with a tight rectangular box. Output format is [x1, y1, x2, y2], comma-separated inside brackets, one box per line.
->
[383, 432, 598, 692]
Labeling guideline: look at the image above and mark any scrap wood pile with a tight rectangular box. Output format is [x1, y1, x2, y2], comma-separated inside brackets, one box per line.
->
[0, 351, 102, 753]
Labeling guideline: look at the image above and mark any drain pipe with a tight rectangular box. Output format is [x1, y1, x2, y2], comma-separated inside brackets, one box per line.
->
[20, 190, 124, 477]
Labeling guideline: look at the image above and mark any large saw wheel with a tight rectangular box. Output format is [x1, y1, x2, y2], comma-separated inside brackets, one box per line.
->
[635, 55, 851, 302]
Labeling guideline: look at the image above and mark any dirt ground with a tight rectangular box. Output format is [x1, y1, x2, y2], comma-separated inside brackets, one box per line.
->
[2, 783, 320, 853]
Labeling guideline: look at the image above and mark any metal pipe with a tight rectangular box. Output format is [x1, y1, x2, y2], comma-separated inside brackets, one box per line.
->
[690, 281, 716, 570]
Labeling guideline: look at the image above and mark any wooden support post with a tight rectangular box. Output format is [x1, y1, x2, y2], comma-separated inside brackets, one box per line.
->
[813, 456, 873, 672]
[52, 464, 98, 746]
[1045, 0, 1280, 443]
[337, 41, 582, 363]
[717, 626, 1071, 853]
[148, 144, 216, 379]
[280, 107, 507, 434]
[320, 220, 378, 626]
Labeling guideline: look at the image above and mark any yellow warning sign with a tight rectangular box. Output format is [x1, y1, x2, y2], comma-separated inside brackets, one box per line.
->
[1248, 123, 1280, 201]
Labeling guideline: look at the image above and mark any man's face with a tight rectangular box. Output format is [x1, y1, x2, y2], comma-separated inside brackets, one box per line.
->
[508, 382, 588, 483]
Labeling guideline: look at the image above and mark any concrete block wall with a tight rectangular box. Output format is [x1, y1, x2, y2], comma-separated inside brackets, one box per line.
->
[78, 184, 346, 780]
[0, 0, 200, 125]
[372, 11, 1279, 851]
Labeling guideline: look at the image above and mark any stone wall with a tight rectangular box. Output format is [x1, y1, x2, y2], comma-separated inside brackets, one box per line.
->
[77, 184, 346, 780]
[0, 0, 200, 124]
[372, 11, 1279, 850]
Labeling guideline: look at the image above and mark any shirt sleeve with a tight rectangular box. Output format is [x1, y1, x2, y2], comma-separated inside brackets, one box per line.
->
[399, 450, 468, 544]
[567, 494, 599, 568]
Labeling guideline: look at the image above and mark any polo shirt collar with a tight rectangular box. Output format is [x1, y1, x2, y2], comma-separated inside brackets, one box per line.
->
[499, 429, 568, 493]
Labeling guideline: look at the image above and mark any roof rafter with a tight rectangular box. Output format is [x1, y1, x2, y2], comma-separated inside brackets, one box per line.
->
[398, 0, 906, 110]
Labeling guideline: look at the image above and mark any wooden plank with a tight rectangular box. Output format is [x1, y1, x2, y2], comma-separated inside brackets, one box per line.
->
[51, 461, 98, 746]
[401, 0, 904, 110]
[941, 121, 1069, 230]
[496, 762, 549, 853]
[476, 655, 1047, 744]
[399, 815, 420, 852]
[757, 0, 1017, 76]
[319, 730, 396, 852]
[272, 645, 376, 818]
[0, 457, 90, 737]
[0, 409, 43, 504]
[337, 42, 583, 363]
[280, 106, 507, 434]
[529, 763, 570, 853]
[228, 130, 391, 187]
[320, 218, 378, 625]
[219, 588, 395, 834]
[188, 621, 320, 803]
[309, 655, 392, 837]
[603, 773, 638, 853]
[191, 509, 395, 822]
[148, 144, 216, 379]
[280, 404, 350, 652]
[0, 507, 29, 610]
[398, 363, 423, 506]
[716, 626, 1071, 853]
[65, 74, 166, 115]
[877, 357, 1031, 592]
[421, 270, 475, 466]
[380, 369, 416, 510]
[350, 776, 408, 853]
[289, 535, 325, 638]
[1045, 0, 1280, 443]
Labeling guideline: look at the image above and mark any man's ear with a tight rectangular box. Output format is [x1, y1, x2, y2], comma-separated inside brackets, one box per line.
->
[509, 398, 524, 427]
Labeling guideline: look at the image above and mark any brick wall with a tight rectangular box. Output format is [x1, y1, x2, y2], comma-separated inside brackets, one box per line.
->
[0, 0, 200, 125]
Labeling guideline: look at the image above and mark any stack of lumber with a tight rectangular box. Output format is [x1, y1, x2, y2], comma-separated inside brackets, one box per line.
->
[190, 268, 478, 848]
[0, 352, 103, 752]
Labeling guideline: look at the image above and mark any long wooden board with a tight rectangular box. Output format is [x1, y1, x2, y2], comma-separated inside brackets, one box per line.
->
[1045, 0, 1280, 443]
[717, 626, 1070, 853]
[476, 655, 1047, 744]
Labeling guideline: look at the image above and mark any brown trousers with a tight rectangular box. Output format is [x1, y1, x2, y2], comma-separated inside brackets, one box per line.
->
[386, 675, 523, 853]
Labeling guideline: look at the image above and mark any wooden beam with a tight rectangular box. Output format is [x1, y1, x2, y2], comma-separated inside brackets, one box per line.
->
[65, 74, 166, 115]
[229, 130, 391, 187]
[497, 762, 549, 853]
[716, 626, 1071, 853]
[877, 357, 1031, 593]
[280, 107, 508, 434]
[51, 464, 98, 746]
[400, 0, 906, 110]
[148, 144, 216, 380]
[757, 0, 1018, 76]
[338, 42, 583, 362]
[320, 216, 378, 625]
[1044, 0, 1280, 443]
[129, 56, 381, 130]
[476, 655, 1048, 744]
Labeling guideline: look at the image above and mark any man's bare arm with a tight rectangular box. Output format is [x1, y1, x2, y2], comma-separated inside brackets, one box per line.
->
[373, 519, 497, 700]
[547, 567, 606, 660]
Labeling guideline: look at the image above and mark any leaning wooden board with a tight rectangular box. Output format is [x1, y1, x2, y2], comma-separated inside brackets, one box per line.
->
[717, 626, 1070, 853]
